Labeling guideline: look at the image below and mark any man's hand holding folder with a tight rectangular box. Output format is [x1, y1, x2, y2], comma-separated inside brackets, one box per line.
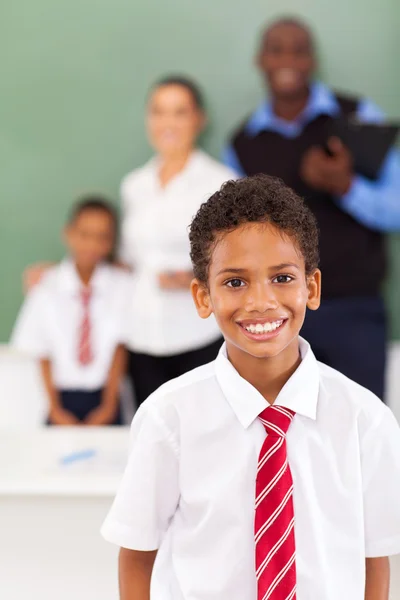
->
[300, 137, 353, 195]
[300, 119, 399, 195]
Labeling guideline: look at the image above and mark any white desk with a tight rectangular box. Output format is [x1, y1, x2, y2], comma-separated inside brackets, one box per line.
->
[0, 428, 129, 600]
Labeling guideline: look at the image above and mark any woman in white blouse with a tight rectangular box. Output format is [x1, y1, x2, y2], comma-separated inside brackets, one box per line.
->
[24, 77, 236, 407]
[121, 76, 236, 405]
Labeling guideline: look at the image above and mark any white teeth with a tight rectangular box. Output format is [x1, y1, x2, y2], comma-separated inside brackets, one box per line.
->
[244, 320, 284, 335]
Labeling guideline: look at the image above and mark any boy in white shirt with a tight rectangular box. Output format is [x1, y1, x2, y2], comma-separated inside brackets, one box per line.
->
[12, 197, 130, 425]
[101, 175, 400, 598]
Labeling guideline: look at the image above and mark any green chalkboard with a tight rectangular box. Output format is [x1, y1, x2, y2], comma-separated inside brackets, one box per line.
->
[1, 0, 399, 340]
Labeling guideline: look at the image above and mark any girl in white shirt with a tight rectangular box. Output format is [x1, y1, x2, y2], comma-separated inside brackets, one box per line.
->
[12, 198, 130, 425]
[120, 76, 237, 405]
[23, 78, 237, 407]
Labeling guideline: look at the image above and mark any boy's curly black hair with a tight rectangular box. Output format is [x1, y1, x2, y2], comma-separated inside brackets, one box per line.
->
[189, 174, 319, 284]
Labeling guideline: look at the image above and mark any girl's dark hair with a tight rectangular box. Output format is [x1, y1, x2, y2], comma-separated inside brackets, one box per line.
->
[150, 75, 205, 110]
[189, 174, 319, 284]
[69, 195, 118, 231]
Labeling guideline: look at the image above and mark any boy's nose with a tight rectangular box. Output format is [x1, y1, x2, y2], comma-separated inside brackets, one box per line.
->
[244, 283, 279, 313]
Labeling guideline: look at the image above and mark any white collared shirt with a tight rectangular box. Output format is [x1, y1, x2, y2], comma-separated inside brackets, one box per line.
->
[11, 260, 131, 390]
[101, 339, 400, 600]
[119, 149, 236, 355]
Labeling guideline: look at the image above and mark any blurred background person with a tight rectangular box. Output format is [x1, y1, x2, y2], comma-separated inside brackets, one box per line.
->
[224, 17, 400, 399]
[25, 76, 237, 408]
[120, 76, 236, 405]
[12, 198, 129, 425]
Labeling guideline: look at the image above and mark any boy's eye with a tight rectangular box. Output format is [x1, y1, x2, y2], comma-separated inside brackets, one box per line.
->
[273, 274, 294, 284]
[226, 278, 245, 288]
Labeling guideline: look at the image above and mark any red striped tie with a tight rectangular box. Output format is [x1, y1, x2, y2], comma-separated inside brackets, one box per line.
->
[78, 287, 93, 365]
[255, 405, 296, 600]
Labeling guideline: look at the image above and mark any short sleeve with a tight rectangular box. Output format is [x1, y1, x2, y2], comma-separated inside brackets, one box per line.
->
[10, 287, 52, 358]
[101, 403, 180, 550]
[362, 406, 400, 557]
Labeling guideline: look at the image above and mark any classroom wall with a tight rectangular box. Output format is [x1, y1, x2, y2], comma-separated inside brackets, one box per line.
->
[1, 0, 399, 341]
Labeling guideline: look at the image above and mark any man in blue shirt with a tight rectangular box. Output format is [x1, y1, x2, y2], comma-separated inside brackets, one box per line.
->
[224, 17, 400, 399]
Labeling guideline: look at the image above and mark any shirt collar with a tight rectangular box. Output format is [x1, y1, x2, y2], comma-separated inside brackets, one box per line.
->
[246, 81, 340, 138]
[58, 259, 110, 296]
[215, 337, 320, 428]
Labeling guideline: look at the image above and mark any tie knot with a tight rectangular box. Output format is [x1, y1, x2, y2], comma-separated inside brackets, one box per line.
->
[259, 405, 295, 437]
[80, 286, 92, 306]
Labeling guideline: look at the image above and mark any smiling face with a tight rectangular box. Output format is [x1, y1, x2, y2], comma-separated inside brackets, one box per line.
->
[258, 21, 315, 101]
[192, 223, 321, 366]
[146, 83, 205, 158]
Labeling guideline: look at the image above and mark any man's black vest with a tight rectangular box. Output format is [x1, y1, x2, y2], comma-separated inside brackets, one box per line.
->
[231, 95, 385, 299]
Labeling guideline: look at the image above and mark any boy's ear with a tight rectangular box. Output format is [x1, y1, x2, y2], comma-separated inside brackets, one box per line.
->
[191, 278, 213, 319]
[306, 268, 321, 311]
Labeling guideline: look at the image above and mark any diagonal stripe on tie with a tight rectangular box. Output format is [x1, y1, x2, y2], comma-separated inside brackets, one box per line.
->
[259, 419, 285, 437]
[256, 517, 295, 579]
[255, 485, 293, 544]
[261, 552, 296, 600]
[273, 406, 295, 419]
[258, 437, 285, 472]
[284, 585, 296, 600]
[256, 459, 288, 507]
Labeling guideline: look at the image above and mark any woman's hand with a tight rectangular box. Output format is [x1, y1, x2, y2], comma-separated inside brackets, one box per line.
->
[23, 262, 54, 294]
[158, 270, 194, 290]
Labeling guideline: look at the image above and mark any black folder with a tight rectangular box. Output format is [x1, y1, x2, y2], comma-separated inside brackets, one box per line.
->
[326, 118, 399, 180]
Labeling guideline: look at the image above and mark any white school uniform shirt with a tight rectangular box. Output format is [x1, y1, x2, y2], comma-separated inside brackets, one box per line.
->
[11, 260, 131, 390]
[101, 338, 400, 600]
[119, 149, 237, 356]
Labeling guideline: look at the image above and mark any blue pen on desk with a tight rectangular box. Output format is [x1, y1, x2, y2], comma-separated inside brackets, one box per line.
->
[60, 449, 97, 465]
